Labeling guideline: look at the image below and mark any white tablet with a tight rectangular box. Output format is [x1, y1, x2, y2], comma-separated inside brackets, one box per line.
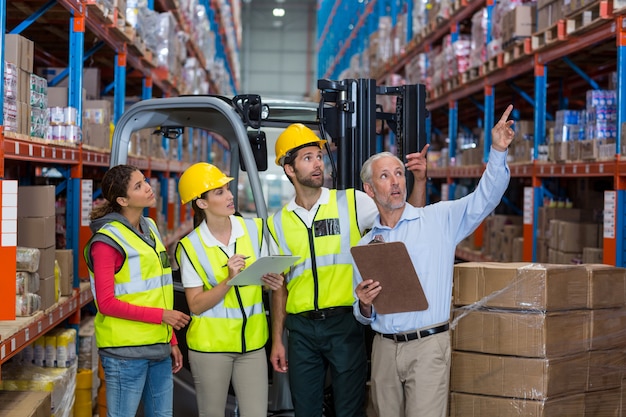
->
[227, 256, 301, 286]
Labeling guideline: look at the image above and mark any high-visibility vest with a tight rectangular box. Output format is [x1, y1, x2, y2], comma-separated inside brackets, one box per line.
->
[176, 217, 268, 353]
[84, 218, 174, 348]
[267, 189, 361, 314]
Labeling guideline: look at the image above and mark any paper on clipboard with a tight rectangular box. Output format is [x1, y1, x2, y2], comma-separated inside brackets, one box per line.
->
[227, 256, 300, 286]
[351, 241, 428, 314]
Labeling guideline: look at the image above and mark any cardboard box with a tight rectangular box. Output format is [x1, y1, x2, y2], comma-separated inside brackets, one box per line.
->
[18, 185, 56, 217]
[584, 388, 622, 416]
[17, 216, 56, 248]
[538, 207, 582, 239]
[47, 87, 69, 107]
[451, 351, 589, 399]
[582, 247, 603, 264]
[589, 308, 626, 350]
[537, 0, 564, 32]
[550, 249, 582, 264]
[38, 274, 58, 310]
[449, 392, 585, 417]
[4, 34, 35, 73]
[453, 262, 589, 310]
[83, 99, 112, 124]
[38, 67, 101, 99]
[18, 69, 30, 103]
[587, 351, 624, 392]
[502, 5, 536, 46]
[536, 237, 549, 263]
[55, 249, 74, 296]
[584, 264, 626, 309]
[452, 309, 590, 357]
[83, 123, 111, 149]
[556, 221, 599, 253]
[512, 236, 524, 261]
[0, 390, 51, 417]
[38, 245, 56, 278]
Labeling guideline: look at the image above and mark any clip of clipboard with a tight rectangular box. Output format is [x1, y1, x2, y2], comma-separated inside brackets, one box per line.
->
[227, 255, 300, 286]
[351, 241, 428, 314]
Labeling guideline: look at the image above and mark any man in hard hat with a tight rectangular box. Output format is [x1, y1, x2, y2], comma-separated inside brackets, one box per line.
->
[267, 123, 429, 417]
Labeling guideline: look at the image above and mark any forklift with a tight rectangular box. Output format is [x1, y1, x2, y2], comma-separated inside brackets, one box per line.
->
[109, 79, 429, 416]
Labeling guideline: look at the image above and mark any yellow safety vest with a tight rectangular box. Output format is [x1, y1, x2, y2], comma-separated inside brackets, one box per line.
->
[84, 218, 174, 348]
[175, 217, 268, 353]
[267, 189, 362, 314]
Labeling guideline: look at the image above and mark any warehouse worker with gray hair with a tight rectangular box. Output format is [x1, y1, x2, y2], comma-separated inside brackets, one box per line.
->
[353, 105, 515, 417]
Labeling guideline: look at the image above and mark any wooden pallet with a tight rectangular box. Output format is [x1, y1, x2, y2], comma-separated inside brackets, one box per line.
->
[503, 40, 528, 65]
[481, 54, 502, 75]
[531, 20, 567, 50]
[433, 84, 446, 99]
[85, 1, 115, 26]
[565, 0, 613, 35]
[460, 67, 480, 84]
[445, 74, 460, 92]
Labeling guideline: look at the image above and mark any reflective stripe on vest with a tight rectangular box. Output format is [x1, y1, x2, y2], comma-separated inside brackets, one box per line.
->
[86, 218, 173, 348]
[268, 189, 361, 314]
[177, 216, 268, 353]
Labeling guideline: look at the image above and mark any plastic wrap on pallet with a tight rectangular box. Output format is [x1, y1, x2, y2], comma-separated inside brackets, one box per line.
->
[585, 90, 617, 140]
[554, 109, 585, 142]
[450, 262, 626, 415]
[469, 8, 488, 69]
[412, 0, 429, 36]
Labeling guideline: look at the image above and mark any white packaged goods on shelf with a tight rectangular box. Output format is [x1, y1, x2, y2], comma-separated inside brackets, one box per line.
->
[63, 106, 78, 125]
[53, 328, 77, 368]
[3, 97, 18, 132]
[4, 61, 18, 100]
[29, 73, 48, 109]
[33, 336, 46, 367]
[45, 333, 57, 368]
[16, 247, 41, 273]
[65, 125, 82, 143]
[49, 106, 64, 125]
[585, 90, 618, 140]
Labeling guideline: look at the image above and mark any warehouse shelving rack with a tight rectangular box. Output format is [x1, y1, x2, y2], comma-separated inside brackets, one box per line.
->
[0, 0, 239, 375]
[320, 0, 626, 267]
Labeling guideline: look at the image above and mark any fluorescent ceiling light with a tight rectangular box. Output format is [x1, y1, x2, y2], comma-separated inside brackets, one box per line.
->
[273, 8, 285, 17]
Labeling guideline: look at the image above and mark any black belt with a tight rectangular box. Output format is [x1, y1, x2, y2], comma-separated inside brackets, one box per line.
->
[295, 306, 352, 320]
[380, 323, 449, 343]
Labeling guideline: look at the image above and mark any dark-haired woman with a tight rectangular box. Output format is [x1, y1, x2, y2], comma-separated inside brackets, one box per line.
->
[84, 164, 190, 417]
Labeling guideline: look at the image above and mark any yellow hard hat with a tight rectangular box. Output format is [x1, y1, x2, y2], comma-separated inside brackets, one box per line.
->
[178, 162, 234, 204]
[275, 123, 326, 166]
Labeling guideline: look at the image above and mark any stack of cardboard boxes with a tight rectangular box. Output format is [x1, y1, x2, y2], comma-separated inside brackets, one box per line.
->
[17, 186, 58, 310]
[451, 262, 626, 416]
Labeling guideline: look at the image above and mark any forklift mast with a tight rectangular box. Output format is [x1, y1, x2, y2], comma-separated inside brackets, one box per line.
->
[317, 78, 428, 193]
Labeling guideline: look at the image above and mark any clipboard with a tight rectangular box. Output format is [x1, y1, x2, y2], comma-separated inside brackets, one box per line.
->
[351, 241, 428, 314]
[227, 256, 300, 286]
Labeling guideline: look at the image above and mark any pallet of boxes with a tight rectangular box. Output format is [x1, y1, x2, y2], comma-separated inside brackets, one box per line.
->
[450, 262, 626, 416]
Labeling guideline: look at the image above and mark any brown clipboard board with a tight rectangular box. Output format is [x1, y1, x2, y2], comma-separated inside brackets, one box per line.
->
[351, 241, 428, 314]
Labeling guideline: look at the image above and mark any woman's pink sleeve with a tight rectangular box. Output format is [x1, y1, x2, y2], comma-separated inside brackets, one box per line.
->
[91, 241, 164, 324]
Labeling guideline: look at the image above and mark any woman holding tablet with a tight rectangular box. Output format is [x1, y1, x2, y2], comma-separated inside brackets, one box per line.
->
[175, 162, 283, 417]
